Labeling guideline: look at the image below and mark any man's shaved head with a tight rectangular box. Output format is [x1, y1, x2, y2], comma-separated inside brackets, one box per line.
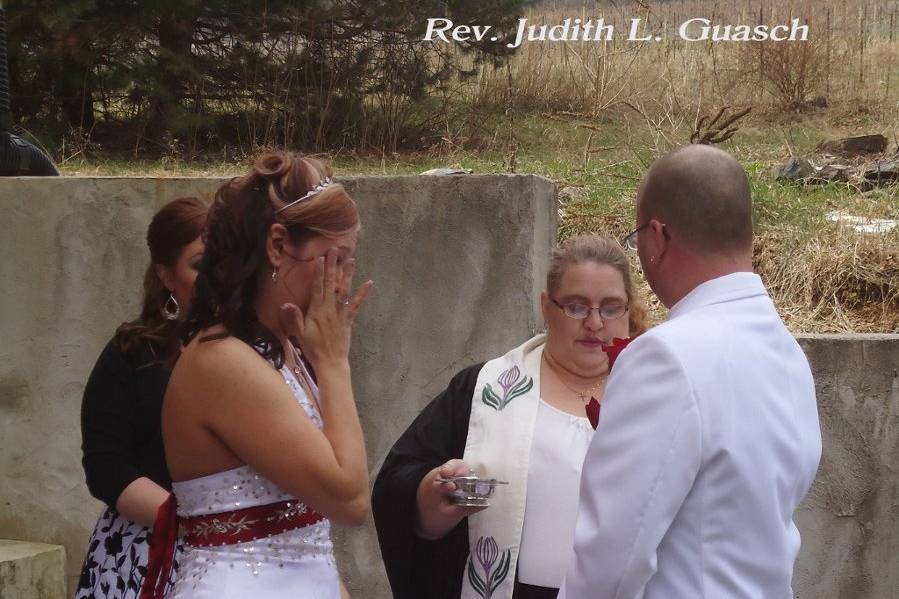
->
[637, 145, 753, 255]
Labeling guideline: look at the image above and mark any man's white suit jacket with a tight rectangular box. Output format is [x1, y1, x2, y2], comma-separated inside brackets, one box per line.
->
[559, 272, 822, 599]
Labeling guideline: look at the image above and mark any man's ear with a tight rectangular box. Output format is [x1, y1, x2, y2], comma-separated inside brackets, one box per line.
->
[650, 219, 669, 261]
[266, 223, 289, 268]
[155, 263, 173, 291]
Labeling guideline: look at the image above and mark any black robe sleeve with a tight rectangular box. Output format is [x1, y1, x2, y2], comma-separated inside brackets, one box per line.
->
[372, 363, 485, 599]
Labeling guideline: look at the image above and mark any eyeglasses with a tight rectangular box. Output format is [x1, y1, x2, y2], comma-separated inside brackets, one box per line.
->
[622, 222, 670, 252]
[551, 298, 628, 321]
[622, 223, 649, 252]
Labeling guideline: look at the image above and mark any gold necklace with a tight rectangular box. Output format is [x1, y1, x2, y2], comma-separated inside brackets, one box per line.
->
[557, 376, 605, 403]
[543, 354, 607, 404]
[543, 354, 606, 429]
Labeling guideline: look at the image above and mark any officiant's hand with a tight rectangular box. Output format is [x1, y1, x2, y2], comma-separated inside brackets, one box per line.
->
[415, 459, 488, 541]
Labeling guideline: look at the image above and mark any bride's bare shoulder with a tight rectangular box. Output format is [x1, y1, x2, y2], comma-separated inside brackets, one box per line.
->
[168, 329, 289, 415]
[176, 327, 271, 378]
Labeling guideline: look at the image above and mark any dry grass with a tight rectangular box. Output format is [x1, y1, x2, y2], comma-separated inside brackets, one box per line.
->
[476, 0, 899, 333]
[558, 145, 898, 333]
[463, 0, 899, 116]
[756, 227, 899, 333]
[560, 199, 899, 334]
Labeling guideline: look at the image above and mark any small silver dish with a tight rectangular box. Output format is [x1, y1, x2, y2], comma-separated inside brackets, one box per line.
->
[437, 475, 509, 507]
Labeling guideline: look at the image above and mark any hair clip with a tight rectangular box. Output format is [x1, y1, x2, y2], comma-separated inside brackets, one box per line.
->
[274, 177, 333, 214]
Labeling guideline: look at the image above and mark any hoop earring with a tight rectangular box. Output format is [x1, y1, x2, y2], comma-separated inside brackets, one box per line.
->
[163, 293, 180, 321]
[271, 268, 279, 283]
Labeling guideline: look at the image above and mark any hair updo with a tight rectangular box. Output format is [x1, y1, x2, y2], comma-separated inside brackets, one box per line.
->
[546, 234, 648, 336]
[183, 151, 359, 366]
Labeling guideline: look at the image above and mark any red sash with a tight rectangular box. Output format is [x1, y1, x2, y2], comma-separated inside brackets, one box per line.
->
[138, 494, 324, 599]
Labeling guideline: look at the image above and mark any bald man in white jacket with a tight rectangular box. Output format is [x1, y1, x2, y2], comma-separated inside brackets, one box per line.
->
[559, 145, 821, 599]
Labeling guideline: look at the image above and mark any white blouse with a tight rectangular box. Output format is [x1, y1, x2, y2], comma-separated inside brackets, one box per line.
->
[517, 398, 595, 588]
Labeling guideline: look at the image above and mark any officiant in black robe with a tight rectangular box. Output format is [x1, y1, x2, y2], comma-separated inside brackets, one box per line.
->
[372, 234, 647, 599]
[372, 363, 484, 598]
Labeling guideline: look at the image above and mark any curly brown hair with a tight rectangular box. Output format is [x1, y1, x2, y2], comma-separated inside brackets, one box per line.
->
[183, 151, 359, 368]
[547, 234, 648, 336]
[114, 197, 208, 354]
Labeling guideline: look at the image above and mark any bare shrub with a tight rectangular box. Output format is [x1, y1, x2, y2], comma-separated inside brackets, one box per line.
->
[740, 38, 831, 111]
[691, 106, 752, 145]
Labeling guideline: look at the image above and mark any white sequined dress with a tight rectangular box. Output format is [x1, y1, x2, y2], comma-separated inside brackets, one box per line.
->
[166, 360, 339, 599]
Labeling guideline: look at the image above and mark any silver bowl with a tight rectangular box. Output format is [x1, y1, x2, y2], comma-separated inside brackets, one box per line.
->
[438, 475, 509, 507]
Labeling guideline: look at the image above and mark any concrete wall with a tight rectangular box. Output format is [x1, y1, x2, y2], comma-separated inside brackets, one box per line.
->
[0, 175, 557, 597]
[793, 335, 899, 599]
[1, 177, 897, 599]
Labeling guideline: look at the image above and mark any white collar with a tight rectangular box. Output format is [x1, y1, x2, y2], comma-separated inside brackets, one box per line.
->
[668, 272, 768, 320]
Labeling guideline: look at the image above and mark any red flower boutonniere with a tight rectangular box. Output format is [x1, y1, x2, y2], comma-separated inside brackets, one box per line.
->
[585, 337, 633, 430]
[602, 337, 632, 371]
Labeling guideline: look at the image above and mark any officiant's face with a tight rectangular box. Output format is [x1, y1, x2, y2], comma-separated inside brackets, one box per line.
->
[542, 261, 630, 375]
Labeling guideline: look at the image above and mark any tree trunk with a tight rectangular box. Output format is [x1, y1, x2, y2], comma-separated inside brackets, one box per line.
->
[57, 41, 96, 131]
[149, 10, 196, 143]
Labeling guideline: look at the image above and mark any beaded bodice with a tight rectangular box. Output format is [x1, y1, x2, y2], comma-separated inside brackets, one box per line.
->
[170, 361, 334, 586]
[173, 361, 323, 516]
[172, 361, 323, 517]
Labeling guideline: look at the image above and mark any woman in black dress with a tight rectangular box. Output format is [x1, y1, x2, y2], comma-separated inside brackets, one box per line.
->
[75, 197, 207, 599]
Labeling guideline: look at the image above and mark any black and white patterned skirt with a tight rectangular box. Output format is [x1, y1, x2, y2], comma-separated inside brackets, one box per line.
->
[75, 507, 182, 599]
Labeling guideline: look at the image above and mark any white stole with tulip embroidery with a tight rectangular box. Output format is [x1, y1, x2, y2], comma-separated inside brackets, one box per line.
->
[460, 334, 545, 599]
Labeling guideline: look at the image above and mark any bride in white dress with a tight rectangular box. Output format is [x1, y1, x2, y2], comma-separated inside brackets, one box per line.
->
[166, 353, 339, 598]
[142, 152, 373, 599]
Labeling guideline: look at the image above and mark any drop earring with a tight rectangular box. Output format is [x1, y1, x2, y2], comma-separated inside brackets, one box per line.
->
[163, 292, 180, 320]
[271, 268, 279, 282]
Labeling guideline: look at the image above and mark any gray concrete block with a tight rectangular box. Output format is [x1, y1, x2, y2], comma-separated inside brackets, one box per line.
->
[0, 540, 66, 599]
[793, 335, 899, 599]
[0, 174, 556, 596]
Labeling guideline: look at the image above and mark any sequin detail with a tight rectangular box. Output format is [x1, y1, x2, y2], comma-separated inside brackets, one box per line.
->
[167, 363, 334, 595]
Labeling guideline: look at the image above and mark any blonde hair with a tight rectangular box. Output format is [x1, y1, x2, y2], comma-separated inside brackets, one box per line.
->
[547, 234, 648, 336]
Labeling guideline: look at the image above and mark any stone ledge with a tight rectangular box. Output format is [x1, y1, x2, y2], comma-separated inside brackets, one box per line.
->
[0, 540, 66, 599]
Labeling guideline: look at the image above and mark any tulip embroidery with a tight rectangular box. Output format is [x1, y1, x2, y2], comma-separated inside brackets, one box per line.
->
[482, 366, 533, 411]
[467, 536, 511, 598]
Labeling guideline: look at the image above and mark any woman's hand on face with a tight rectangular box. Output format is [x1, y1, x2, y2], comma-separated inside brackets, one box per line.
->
[279, 248, 373, 369]
[415, 459, 487, 540]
